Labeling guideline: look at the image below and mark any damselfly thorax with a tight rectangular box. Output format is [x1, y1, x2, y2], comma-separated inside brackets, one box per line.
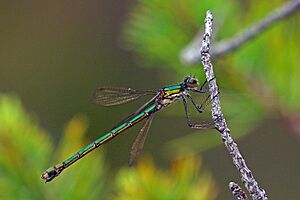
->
[156, 86, 184, 107]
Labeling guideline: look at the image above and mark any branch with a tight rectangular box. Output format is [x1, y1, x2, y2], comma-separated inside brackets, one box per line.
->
[199, 11, 268, 200]
[182, 0, 300, 64]
[229, 182, 248, 200]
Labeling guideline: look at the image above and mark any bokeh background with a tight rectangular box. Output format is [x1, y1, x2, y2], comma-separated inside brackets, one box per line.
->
[0, 0, 299, 199]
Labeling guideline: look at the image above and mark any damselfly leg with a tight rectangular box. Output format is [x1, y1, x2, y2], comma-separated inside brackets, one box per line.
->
[182, 96, 214, 129]
[187, 79, 212, 111]
[183, 79, 214, 129]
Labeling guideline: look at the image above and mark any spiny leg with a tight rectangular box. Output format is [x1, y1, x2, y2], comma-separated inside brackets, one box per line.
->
[199, 76, 216, 91]
[188, 77, 220, 113]
[199, 79, 207, 91]
[182, 97, 213, 129]
[186, 93, 211, 113]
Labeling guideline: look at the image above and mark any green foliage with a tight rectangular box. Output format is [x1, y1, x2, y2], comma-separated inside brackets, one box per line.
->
[0, 95, 216, 200]
[0, 95, 107, 200]
[0, 95, 51, 199]
[111, 153, 216, 200]
[123, 0, 300, 152]
[123, 0, 235, 75]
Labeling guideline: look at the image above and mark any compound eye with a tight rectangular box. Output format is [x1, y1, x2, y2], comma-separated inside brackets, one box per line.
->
[188, 79, 198, 88]
[190, 79, 196, 84]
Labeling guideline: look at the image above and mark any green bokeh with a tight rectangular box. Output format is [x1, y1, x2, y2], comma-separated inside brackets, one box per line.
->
[0, 0, 299, 199]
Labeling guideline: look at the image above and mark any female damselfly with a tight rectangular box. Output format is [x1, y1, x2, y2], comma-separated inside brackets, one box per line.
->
[41, 76, 213, 182]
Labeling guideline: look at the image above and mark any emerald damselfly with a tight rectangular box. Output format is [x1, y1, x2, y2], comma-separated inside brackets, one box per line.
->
[41, 76, 213, 182]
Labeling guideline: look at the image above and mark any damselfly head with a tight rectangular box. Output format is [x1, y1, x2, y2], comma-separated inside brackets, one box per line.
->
[183, 76, 199, 89]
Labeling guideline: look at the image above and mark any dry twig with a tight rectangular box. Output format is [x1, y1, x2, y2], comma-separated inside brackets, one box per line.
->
[229, 182, 248, 200]
[182, 0, 300, 64]
[199, 11, 268, 200]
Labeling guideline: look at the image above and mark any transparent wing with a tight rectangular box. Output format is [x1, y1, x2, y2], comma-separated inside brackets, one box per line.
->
[128, 114, 154, 166]
[93, 86, 157, 106]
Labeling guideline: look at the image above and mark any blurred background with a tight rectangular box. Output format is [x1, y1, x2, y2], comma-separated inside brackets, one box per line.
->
[0, 0, 299, 199]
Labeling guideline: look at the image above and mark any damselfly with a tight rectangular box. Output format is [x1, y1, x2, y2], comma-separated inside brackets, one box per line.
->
[41, 76, 213, 182]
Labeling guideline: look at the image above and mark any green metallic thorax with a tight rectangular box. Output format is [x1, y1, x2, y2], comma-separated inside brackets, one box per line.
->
[163, 85, 182, 91]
